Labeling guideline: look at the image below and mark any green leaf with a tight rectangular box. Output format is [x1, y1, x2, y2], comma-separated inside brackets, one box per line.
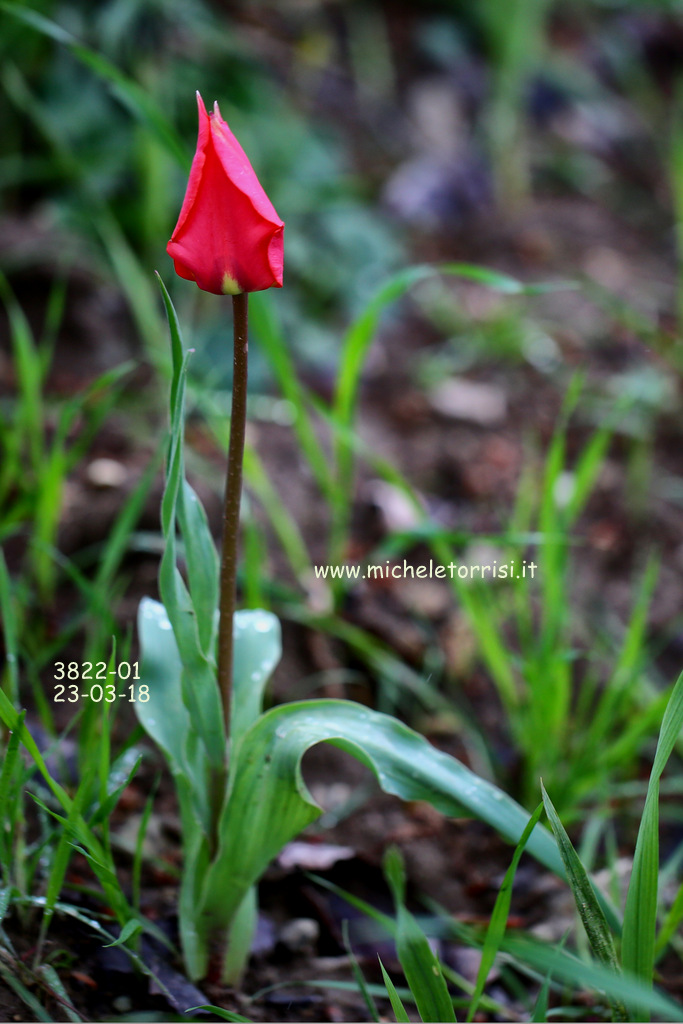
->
[136, 598, 282, 980]
[503, 934, 683, 1021]
[249, 292, 334, 501]
[137, 598, 281, 811]
[178, 478, 220, 656]
[329, 262, 572, 567]
[656, 877, 683, 958]
[0, 960, 53, 1023]
[541, 783, 626, 1022]
[37, 964, 82, 1023]
[230, 609, 281, 751]
[622, 670, 683, 1017]
[379, 957, 411, 1023]
[0, 3, 187, 167]
[39, 756, 95, 950]
[467, 802, 544, 1022]
[0, 551, 19, 704]
[186, 1008, 252, 1023]
[155, 274, 224, 768]
[342, 918, 381, 1023]
[104, 919, 142, 947]
[194, 698, 564, 980]
[243, 445, 312, 581]
[384, 847, 457, 1023]
[136, 598, 210, 828]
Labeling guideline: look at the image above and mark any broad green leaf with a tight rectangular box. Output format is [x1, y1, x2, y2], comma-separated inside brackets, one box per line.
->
[231, 609, 281, 751]
[384, 846, 457, 1023]
[137, 598, 282, 805]
[195, 697, 565, 978]
[622, 670, 683, 1016]
[176, 811, 212, 982]
[221, 888, 258, 987]
[136, 597, 282, 979]
[136, 598, 210, 829]
[541, 784, 626, 1022]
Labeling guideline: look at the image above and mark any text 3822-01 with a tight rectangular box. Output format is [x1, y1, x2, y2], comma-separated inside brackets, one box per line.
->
[54, 661, 140, 681]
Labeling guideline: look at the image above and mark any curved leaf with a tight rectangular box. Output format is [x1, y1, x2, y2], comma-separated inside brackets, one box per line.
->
[198, 698, 564, 940]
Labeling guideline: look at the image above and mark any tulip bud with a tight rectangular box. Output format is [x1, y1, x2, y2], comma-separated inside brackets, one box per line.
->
[167, 92, 284, 295]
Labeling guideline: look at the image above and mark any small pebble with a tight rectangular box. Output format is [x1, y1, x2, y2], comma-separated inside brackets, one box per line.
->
[86, 457, 127, 488]
[279, 917, 319, 953]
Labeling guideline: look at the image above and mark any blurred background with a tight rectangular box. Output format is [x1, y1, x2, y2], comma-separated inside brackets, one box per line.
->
[3, 0, 683, 812]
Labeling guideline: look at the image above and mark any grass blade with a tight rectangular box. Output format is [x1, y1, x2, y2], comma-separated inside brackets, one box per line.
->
[0, 2, 187, 166]
[0, 552, 19, 705]
[379, 957, 411, 1023]
[541, 783, 626, 1022]
[384, 846, 457, 1022]
[622, 670, 683, 1016]
[341, 918, 380, 1023]
[467, 802, 544, 1022]
[249, 291, 334, 500]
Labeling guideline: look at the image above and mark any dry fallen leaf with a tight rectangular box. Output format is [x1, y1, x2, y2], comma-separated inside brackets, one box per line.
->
[429, 377, 507, 426]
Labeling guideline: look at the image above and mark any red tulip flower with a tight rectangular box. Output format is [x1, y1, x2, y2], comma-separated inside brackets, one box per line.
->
[167, 92, 284, 295]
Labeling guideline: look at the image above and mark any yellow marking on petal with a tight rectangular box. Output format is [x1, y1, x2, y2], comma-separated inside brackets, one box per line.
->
[221, 273, 242, 295]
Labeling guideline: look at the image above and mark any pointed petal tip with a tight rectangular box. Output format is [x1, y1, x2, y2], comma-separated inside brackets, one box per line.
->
[195, 91, 208, 117]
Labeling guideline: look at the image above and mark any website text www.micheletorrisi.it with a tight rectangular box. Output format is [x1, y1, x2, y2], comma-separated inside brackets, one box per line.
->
[313, 558, 538, 582]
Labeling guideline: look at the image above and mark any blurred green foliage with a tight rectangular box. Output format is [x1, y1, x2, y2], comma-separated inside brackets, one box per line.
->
[0, 0, 401, 378]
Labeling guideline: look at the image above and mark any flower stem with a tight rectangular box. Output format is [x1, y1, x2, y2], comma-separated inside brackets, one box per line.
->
[217, 292, 249, 742]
